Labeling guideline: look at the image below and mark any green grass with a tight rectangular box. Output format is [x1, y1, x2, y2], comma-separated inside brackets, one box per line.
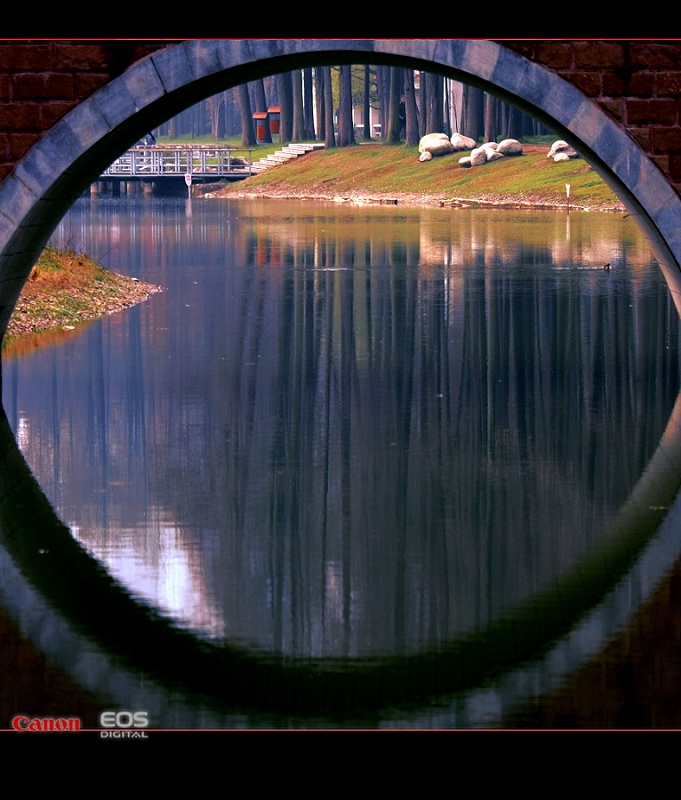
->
[220, 142, 623, 208]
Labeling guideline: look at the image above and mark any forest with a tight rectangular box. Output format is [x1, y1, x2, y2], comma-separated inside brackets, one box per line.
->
[155, 65, 553, 147]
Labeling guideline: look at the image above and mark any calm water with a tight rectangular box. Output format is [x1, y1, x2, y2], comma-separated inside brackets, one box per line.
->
[2, 196, 681, 729]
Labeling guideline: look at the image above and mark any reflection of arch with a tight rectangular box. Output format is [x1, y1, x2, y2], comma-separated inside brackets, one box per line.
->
[3, 383, 681, 722]
[2, 39, 681, 340]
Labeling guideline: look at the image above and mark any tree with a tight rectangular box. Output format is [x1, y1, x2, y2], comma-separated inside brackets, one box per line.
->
[462, 84, 483, 141]
[278, 71, 294, 143]
[292, 69, 305, 142]
[205, 96, 221, 141]
[387, 67, 403, 143]
[404, 69, 420, 146]
[377, 65, 390, 139]
[303, 67, 315, 139]
[238, 83, 256, 147]
[484, 93, 496, 143]
[338, 65, 354, 146]
[251, 78, 272, 143]
[315, 68, 325, 141]
[425, 72, 444, 134]
[323, 66, 336, 149]
[418, 70, 427, 137]
[362, 64, 372, 141]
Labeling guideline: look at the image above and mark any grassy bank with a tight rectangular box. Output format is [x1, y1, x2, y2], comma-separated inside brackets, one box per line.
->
[218, 142, 625, 211]
[4, 247, 161, 351]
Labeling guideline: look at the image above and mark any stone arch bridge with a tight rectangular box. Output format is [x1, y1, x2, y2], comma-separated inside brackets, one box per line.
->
[2, 39, 681, 340]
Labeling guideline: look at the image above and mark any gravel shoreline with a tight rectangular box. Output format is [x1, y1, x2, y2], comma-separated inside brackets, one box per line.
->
[217, 185, 626, 213]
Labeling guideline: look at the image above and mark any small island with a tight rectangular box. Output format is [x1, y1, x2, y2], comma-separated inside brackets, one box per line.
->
[5, 247, 161, 344]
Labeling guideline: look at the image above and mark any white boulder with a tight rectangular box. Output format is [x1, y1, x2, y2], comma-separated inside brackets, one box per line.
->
[497, 138, 523, 156]
[450, 132, 477, 151]
[470, 146, 489, 166]
[419, 132, 454, 158]
[548, 139, 579, 161]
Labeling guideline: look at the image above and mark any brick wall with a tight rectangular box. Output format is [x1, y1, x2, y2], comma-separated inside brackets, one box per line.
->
[501, 40, 681, 192]
[0, 40, 175, 181]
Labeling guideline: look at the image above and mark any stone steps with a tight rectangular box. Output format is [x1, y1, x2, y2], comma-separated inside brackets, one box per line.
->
[251, 142, 325, 173]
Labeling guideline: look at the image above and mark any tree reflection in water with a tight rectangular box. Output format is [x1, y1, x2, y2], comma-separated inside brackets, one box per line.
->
[2, 198, 680, 728]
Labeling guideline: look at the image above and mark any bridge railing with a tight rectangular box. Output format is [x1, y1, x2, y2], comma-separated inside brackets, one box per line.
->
[102, 145, 255, 177]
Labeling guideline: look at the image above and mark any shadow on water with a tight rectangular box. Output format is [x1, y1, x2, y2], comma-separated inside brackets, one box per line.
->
[2, 390, 681, 727]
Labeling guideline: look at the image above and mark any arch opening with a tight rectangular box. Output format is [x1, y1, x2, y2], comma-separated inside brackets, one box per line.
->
[2, 38, 681, 343]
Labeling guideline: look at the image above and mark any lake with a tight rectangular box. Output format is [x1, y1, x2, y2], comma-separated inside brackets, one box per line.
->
[2, 195, 681, 729]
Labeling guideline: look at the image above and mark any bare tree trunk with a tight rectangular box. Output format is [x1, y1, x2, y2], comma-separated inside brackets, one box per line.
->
[418, 70, 427, 136]
[362, 64, 372, 140]
[464, 84, 483, 142]
[484, 92, 495, 142]
[238, 83, 256, 146]
[315, 68, 325, 141]
[443, 78, 452, 137]
[387, 66, 403, 143]
[252, 78, 272, 143]
[206, 95, 223, 141]
[278, 71, 293, 143]
[426, 73, 444, 133]
[378, 65, 390, 139]
[292, 69, 305, 142]
[323, 66, 336, 148]
[303, 67, 315, 139]
[404, 69, 420, 146]
[338, 64, 354, 146]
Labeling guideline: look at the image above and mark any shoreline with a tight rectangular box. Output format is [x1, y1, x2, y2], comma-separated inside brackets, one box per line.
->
[4, 248, 162, 352]
[218, 185, 626, 213]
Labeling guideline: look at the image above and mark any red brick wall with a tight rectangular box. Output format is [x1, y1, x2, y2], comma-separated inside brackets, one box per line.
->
[2, 40, 681, 194]
[0, 40, 176, 181]
[502, 40, 681, 192]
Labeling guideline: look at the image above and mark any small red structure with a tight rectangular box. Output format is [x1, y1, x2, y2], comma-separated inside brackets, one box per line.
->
[268, 106, 281, 140]
[253, 111, 269, 144]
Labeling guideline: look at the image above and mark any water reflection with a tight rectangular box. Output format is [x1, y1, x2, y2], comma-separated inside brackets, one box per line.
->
[2, 198, 681, 727]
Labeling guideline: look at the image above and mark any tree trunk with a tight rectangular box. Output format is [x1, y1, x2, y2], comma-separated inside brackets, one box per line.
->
[377, 65, 390, 139]
[404, 69, 420, 146]
[338, 64, 354, 146]
[238, 83, 256, 146]
[278, 71, 293, 143]
[484, 92, 495, 142]
[323, 66, 336, 148]
[292, 69, 305, 142]
[418, 70, 427, 136]
[303, 67, 315, 139]
[362, 64, 372, 140]
[426, 72, 444, 133]
[252, 78, 272, 143]
[315, 68, 325, 141]
[464, 85, 483, 142]
[206, 95, 222, 141]
[387, 66, 403, 143]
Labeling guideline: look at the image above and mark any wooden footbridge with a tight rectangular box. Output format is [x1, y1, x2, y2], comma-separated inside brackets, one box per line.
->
[98, 142, 325, 190]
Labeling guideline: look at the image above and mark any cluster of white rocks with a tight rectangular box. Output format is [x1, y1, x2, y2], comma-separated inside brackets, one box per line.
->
[459, 138, 524, 167]
[418, 132, 523, 166]
[418, 132, 462, 160]
[418, 133, 581, 168]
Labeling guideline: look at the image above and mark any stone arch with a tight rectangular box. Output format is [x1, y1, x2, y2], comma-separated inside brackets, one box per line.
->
[2, 38, 681, 340]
